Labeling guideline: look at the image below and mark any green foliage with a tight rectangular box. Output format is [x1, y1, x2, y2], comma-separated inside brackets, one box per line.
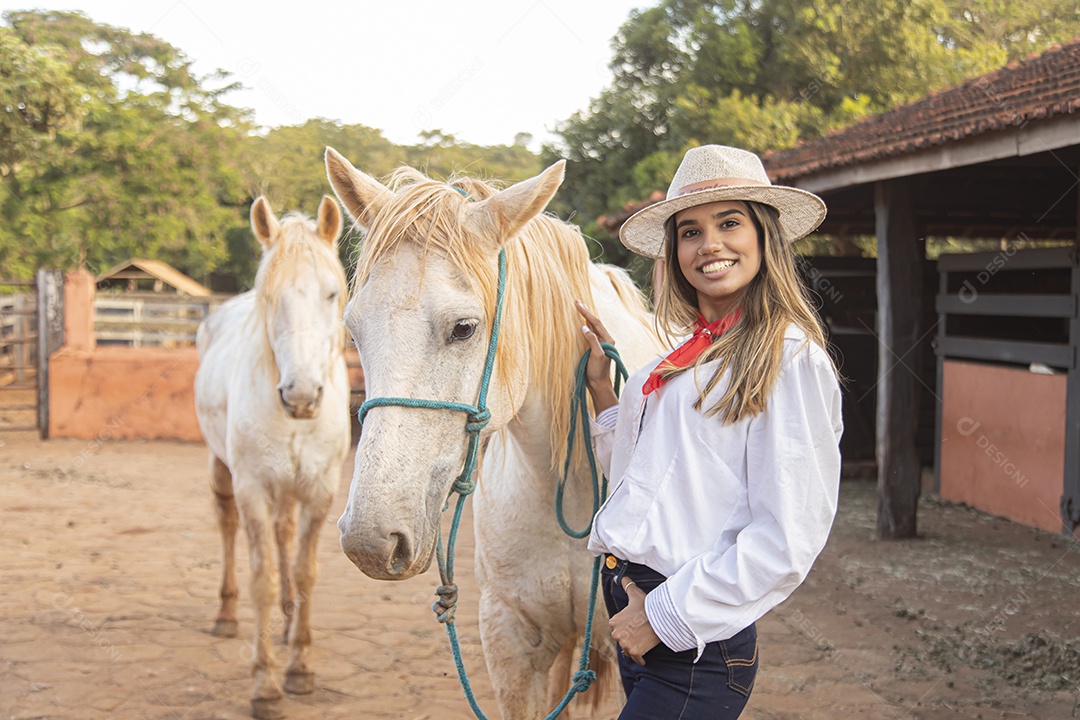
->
[2, 11, 543, 289]
[546, 0, 1080, 260]
[0, 10, 251, 282]
[7, 3, 1078, 286]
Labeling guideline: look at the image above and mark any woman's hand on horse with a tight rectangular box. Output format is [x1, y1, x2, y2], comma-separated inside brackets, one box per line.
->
[574, 300, 618, 412]
[610, 579, 661, 665]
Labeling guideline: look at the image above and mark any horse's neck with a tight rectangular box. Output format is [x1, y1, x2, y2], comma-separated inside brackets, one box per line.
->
[506, 388, 556, 465]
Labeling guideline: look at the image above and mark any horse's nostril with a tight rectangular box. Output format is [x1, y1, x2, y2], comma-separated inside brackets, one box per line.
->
[388, 532, 412, 575]
[314, 385, 324, 403]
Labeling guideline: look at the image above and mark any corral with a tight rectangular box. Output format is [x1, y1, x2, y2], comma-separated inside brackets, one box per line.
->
[4, 431, 1079, 719]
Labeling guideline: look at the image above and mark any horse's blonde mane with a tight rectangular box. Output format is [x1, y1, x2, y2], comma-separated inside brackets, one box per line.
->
[353, 168, 604, 473]
[254, 213, 348, 374]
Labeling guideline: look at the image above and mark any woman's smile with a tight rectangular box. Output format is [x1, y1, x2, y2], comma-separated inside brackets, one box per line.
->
[697, 258, 738, 276]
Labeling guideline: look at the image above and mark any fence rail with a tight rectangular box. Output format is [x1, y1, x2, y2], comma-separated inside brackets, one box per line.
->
[93, 293, 227, 347]
[0, 293, 37, 386]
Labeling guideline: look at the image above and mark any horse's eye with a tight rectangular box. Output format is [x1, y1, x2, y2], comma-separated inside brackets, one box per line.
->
[327, 291, 338, 301]
[451, 320, 478, 342]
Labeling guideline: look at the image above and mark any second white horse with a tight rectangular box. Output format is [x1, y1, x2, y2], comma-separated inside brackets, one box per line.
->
[194, 196, 351, 719]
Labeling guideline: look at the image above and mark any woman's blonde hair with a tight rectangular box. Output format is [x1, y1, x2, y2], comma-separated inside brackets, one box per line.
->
[652, 200, 836, 423]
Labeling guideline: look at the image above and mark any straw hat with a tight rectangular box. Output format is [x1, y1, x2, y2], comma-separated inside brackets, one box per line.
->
[619, 145, 827, 258]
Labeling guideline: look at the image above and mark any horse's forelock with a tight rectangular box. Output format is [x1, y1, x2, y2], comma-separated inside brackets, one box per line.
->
[353, 169, 503, 307]
[258, 214, 347, 314]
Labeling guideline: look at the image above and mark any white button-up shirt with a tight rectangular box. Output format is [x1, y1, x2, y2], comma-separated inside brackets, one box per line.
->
[588, 324, 843, 658]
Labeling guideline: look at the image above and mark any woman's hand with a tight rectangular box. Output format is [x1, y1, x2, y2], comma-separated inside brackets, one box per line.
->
[574, 300, 618, 412]
[609, 578, 662, 665]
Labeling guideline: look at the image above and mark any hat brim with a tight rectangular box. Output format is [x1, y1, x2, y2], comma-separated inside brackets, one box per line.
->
[619, 185, 827, 258]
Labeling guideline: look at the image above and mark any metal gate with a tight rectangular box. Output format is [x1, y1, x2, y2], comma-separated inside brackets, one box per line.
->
[0, 270, 64, 437]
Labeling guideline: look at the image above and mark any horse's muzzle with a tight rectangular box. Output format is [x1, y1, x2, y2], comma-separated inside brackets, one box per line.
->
[339, 520, 431, 580]
[279, 385, 323, 419]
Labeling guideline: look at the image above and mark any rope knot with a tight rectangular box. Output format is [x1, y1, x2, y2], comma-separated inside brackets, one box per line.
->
[453, 475, 476, 495]
[433, 583, 459, 624]
[572, 669, 596, 693]
[465, 408, 491, 433]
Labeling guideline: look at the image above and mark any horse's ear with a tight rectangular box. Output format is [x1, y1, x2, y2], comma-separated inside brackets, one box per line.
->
[467, 160, 566, 246]
[325, 147, 390, 228]
[251, 196, 280, 248]
[316, 195, 342, 246]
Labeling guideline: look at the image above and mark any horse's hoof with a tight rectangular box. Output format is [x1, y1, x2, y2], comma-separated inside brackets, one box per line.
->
[284, 670, 315, 695]
[212, 619, 238, 638]
[251, 696, 285, 720]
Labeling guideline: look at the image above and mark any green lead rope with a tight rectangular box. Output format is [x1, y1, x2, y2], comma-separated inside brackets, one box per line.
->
[556, 341, 627, 539]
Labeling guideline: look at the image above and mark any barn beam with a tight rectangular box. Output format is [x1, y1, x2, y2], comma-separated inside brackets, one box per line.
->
[874, 178, 923, 539]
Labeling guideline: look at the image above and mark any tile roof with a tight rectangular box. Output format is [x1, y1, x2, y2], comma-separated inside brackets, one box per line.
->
[597, 191, 665, 236]
[763, 38, 1080, 182]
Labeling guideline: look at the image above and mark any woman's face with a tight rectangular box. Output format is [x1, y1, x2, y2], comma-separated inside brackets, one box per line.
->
[673, 200, 762, 322]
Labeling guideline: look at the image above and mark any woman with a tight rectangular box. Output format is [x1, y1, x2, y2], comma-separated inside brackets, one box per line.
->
[576, 145, 843, 719]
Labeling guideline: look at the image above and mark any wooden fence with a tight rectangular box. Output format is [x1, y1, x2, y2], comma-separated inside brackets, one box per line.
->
[93, 293, 226, 347]
[0, 292, 36, 386]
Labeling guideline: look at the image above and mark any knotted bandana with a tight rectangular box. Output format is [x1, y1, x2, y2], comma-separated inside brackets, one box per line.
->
[642, 308, 742, 396]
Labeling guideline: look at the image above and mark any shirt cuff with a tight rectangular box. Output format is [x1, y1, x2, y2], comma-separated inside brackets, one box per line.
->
[594, 405, 619, 429]
[644, 582, 698, 654]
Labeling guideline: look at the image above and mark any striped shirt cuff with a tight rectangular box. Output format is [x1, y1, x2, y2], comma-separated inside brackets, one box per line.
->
[594, 405, 619, 429]
[644, 582, 699, 654]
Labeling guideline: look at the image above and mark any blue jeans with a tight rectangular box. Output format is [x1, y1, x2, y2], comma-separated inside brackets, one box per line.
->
[602, 557, 758, 720]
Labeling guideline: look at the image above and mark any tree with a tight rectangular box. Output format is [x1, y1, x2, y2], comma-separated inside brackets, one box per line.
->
[545, 0, 1080, 260]
[0, 10, 251, 282]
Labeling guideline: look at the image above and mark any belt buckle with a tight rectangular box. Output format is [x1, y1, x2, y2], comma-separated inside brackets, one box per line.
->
[605, 555, 618, 569]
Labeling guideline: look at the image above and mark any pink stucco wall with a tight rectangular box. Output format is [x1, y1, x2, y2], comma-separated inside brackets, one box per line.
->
[49, 346, 202, 441]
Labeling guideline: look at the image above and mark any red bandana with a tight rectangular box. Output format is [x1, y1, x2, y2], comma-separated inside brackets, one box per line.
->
[642, 308, 742, 396]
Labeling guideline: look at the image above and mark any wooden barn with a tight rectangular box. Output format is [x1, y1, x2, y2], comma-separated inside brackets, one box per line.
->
[765, 40, 1080, 536]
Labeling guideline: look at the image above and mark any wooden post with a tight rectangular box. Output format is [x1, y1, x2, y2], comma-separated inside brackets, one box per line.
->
[874, 178, 922, 539]
[933, 259, 946, 496]
[36, 269, 64, 439]
[1062, 180, 1080, 534]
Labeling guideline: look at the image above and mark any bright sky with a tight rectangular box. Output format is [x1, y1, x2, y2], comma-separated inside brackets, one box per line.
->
[5, 1, 646, 149]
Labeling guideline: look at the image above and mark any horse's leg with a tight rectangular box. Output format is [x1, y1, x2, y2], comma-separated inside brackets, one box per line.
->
[209, 455, 240, 638]
[284, 491, 332, 695]
[547, 635, 575, 714]
[237, 485, 285, 720]
[273, 495, 297, 645]
[479, 591, 569, 719]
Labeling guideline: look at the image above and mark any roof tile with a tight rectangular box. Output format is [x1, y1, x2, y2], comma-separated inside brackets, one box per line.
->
[763, 39, 1080, 182]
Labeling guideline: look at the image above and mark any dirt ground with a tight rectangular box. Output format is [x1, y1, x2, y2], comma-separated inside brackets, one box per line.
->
[3, 431, 1080, 720]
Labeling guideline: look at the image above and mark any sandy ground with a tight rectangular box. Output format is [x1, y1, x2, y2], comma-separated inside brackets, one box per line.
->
[3, 430, 1080, 720]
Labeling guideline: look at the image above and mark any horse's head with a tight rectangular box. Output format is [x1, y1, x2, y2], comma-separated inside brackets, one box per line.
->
[325, 147, 565, 579]
[251, 195, 347, 420]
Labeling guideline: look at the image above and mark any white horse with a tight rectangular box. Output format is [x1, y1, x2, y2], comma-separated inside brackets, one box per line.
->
[325, 148, 663, 718]
[194, 196, 351, 719]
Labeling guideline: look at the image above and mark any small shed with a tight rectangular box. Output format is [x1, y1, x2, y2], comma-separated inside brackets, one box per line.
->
[92, 259, 216, 347]
[95, 259, 211, 297]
